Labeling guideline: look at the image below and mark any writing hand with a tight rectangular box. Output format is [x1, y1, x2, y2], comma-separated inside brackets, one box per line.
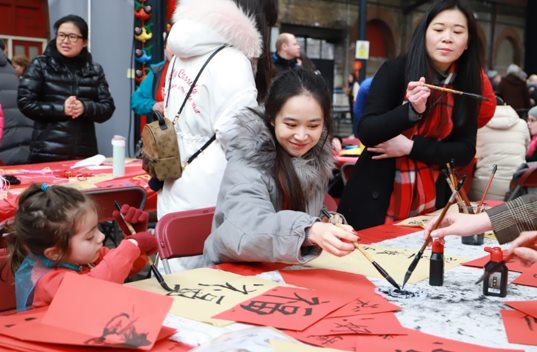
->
[406, 77, 430, 114]
[308, 222, 358, 257]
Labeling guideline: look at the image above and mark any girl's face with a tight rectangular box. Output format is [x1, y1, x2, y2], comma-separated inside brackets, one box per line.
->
[425, 8, 469, 72]
[56, 22, 87, 58]
[274, 94, 324, 157]
[62, 209, 104, 266]
[528, 115, 537, 136]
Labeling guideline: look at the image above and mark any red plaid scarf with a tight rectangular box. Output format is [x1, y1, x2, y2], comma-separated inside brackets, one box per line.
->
[385, 79, 455, 223]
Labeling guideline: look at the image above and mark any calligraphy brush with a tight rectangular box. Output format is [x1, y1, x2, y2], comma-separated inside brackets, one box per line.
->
[401, 176, 466, 289]
[442, 168, 466, 211]
[320, 209, 401, 291]
[352, 241, 401, 291]
[477, 164, 497, 212]
[423, 83, 490, 101]
[114, 200, 174, 292]
[447, 160, 472, 209]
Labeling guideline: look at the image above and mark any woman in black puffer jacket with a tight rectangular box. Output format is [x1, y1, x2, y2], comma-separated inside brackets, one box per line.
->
[18, 15, 115, 163]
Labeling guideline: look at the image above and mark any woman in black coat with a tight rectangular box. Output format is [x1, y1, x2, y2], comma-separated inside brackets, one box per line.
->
[18, 15, 115, 163]
[338, 0, 488, 230]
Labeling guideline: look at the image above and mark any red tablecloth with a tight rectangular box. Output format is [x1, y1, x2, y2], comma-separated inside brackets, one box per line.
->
[0, 159, 155, 223]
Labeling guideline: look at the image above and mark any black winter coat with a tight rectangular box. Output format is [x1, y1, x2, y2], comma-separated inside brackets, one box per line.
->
[0, 50, 33, 164]
[338, 56, 477, 230]
[17, 42, 115, 163]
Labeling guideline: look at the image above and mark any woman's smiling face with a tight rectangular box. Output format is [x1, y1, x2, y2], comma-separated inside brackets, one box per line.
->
[274, 94, 324, 157]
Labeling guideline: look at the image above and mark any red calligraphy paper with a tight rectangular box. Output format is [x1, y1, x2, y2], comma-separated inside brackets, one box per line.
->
[463, 252, 528, 273]
[501, 309, 537, 346]
[41, 273, 173, 350]
[356, 224, 418, 244]
[505, 300, 537, 318]
[328, 295, 400, 318]
[511, 264, 537, 288]
[280, 268, 376, 295]
[284, 330, 358, 351]
[302, 312, 405, 336]
[352, 328, 524, 352]
[0, 306, 176, 350]
[213, 286, 351, 330]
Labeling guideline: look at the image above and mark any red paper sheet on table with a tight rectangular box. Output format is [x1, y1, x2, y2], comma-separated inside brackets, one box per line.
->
[284, 329, 358, 351]
[501, 309, 537, 346]
[505, 300, 537, 318]
[463, 251, 530, 273]
[40, 273, 173, 350]
[352, 328, 524, 352]
[328, 294, 400, 317]
[511, 263, 537, 287]
[0, 308, 177, 351]
[355, 224, 419, 244]
[0, 334, 189, 352]
[215, 262, 289, 276]
[280, 268, 376, 294]
[301, 312, 405, 336]
[213, 286, 353, 331]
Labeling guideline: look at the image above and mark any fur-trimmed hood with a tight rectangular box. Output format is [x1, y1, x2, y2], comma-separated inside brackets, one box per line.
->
[169, 0, 262, 59]
[228, 107, 334, 204]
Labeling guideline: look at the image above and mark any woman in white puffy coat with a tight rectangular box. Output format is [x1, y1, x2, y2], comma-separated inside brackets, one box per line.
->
[470, 104, 529, 201]
[157, 0, 277, 218]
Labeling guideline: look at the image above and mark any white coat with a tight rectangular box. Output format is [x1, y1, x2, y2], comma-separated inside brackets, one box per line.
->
[157, 0, 261, 218]
[470, 105, 530, 201]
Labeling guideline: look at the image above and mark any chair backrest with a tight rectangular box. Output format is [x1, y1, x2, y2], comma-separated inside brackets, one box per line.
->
[84, 186, 147, 222]
[0, 248, 16, 313]
[323, 193, 338, 211]
[505, 164, 537, 201]
[341, 162, 354, 185]
[155, 207, 215, 273]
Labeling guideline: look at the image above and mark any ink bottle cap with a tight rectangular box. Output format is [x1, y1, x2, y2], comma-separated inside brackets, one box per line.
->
[429, 239, 444, 286]
[432, 239, 444, 253]
[484, 246, 503, 262]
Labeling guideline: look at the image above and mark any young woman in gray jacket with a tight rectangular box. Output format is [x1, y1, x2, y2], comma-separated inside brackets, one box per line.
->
[203, 69, 358, 265]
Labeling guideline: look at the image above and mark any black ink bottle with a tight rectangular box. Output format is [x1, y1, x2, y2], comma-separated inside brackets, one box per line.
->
[429, 239, 444, 286]
[483, 247, 508, 297]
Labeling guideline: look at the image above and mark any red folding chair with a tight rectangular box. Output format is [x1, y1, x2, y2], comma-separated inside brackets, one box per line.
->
[0, 248, 16, 314]
[155, 207, 215, 274]
[83, 186, 147, 246]
[323, 193, 338, 211]
[341, 162, 355, 185]
[505, 165, 537, 201]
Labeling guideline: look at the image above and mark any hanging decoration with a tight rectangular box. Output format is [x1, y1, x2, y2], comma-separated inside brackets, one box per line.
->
[133, 0, 154, 84]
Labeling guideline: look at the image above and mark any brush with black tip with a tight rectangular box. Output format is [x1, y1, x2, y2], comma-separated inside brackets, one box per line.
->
[114, 200, 175, 292]
[321, 209, 401, 291]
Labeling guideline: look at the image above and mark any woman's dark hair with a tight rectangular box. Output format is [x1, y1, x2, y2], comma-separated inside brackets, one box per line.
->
[405, 0, 483, 126]
[233, 0, 278, 102]
[264, 69, 332, 211]
[7, 184, 95, 273]
[53, 14, 89, 40]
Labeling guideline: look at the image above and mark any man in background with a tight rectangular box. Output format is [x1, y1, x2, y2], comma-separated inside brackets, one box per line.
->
[272, 32, 300, 75]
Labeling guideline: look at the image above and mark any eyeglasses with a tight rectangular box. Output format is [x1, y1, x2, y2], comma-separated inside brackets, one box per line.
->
[57, 32, 83, 43]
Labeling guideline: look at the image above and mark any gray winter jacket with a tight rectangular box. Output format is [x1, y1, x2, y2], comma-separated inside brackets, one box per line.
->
[0, 50, 33, 164]
[203, 107, 334, 265]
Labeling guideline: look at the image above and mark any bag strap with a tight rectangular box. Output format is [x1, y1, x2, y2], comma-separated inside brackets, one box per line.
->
[163, 45, 226, 167]
[169, 44, 227, 124]
[183, 134, 216, 168]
